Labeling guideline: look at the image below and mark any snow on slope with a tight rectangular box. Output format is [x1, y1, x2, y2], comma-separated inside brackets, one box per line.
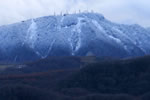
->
[26, 19, 38, 49]
[68, 17, 83, 55]
[0, 12, 150, 62]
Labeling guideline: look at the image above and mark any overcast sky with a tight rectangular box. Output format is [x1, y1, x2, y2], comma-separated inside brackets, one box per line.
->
[0, 0, 150, 27]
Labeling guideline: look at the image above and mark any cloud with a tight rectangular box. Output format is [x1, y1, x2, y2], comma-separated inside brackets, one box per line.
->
[0, 0, 150, 27]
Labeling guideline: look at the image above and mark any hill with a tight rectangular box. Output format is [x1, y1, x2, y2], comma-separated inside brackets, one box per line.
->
[0, 56, 150, 100]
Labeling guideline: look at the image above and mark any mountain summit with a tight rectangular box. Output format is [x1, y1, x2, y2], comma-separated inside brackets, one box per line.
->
[0, 12, 150, 62]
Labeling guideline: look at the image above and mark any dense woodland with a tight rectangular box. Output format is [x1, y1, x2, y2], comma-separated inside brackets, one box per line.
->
[0, 56, 150, 100]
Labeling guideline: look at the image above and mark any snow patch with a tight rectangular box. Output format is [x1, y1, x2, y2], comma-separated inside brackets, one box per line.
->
[112, 27, 135, 44]
[43, 40, 56, 58]
[26, 19, 38, 48]
[34, 40, 56, 58]
[108, 35, 122, 43]
[61, 16, 65, 23]
[35, 51, 42, 57]
[69, 17, 83, 55]
[92, 20, 105, 33]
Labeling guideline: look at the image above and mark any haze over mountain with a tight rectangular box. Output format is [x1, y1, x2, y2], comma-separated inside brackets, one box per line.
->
[1, 0, 150, 27]
[0, 12, 150, 63]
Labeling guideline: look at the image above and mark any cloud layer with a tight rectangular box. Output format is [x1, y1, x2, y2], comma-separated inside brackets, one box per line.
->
[0, 0, 150, 27]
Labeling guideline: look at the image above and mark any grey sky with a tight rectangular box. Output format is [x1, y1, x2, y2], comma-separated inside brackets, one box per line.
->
[0, 0, 150, 27]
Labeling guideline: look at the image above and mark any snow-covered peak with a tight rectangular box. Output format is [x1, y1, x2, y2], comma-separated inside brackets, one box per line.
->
[0, 12, 150, 62]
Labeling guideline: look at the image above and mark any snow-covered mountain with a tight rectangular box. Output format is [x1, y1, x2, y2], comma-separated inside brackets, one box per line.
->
[0, 12, 150, 63]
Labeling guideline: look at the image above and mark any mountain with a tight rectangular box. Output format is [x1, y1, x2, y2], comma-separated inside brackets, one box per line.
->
[0, 12, 150, 63]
